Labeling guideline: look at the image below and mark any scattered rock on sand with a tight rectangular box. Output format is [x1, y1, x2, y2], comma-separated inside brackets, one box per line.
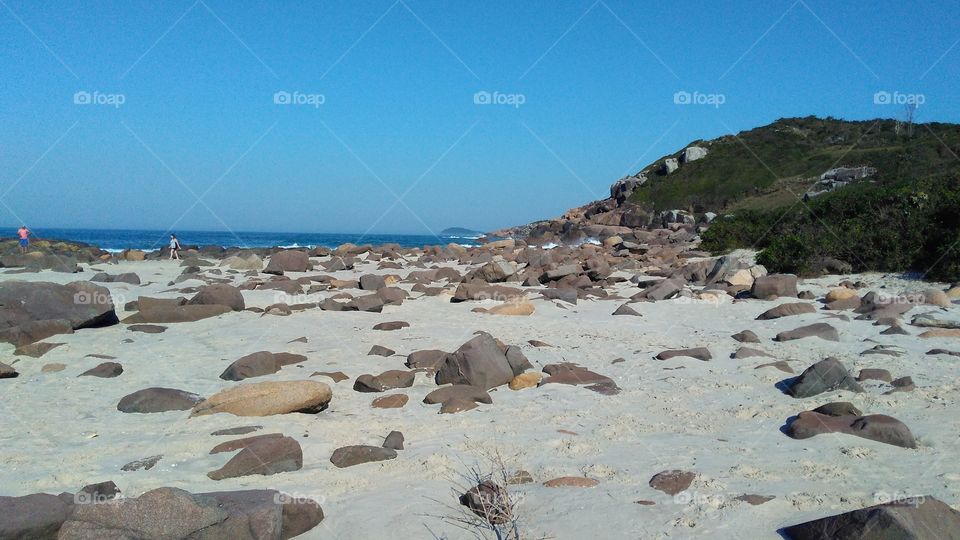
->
[79, 362, 123, 378]
[13, 342, 64, 357]
[127, 324, 167, 334]
[751, 274, 798, 299]
[41, 363, 65, 373]
[117, 387, 203, 413]
[435, 333, 515, 390]
[756, 302, 816, 320]
[208, 435, 303, 480]
[210, 425, 262, 436]
[353, 370, 415, 392]
[612, 303, 641, 316]
[787, 358, 863, 398]
[382, 431, 404, 450]
[540, 363, 620, 395]
[187, 284, 245, 311]
[191, 380, 332, 417]
[368, 345, 395, 357]
[372, 394, 408, 408]
[373, 321, 409, 331]
[329, 445, 397, 468]
[656, 347, 712, 361]
[649, 470, 696, 495]
[755, 361, 794, 373]
[311, 371, 349, 383]
[857, 368, 893, 383]
[121, 455, 162, 471]
[460, 481, 511, 524]
[423, 385, 492, 405]
[487, 300, 535, 316]
[774, 322, 840, 342]
[732, 329, 760, 343]
[509, 372, 542, 390]
[813, 402, 862, 417]
[736, 494, 774, 505]
[440, 398, 478, 413]
[0, 362, 18, 379]
[220, 351, 305, 381]
[732, 347, 773, 359]
[543, 477, 599, 488]
[783, 496, 960, 540]
[786, 411, 917, 448]
[0, 492, 72, 538]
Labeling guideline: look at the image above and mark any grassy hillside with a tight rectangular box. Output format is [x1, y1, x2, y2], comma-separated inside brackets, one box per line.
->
[629, 116, 960, 214]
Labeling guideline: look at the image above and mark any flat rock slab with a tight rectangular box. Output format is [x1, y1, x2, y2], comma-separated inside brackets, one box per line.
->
[368, 345, 395, 356]
[440, 398, 478, 413]
[117, 387, 202, 413]
[373, 321, 409, 331]
[813, 402, 863, 417]
[128, 324, 167, 334]
[783, 496, 960, 539]
[372, 394, 409, 408]
[756, 302, 816, 320]
[736, 494, 775, 505]
[786, 411, 917, 448]
[423, 385, 492, 405]
[208, 435, 303, 480]
[755, 361, 794, 374]
[540, 363, 620, 395]
[79, 362, 123, 378]
[353, 370, 415, 392]
[210, 426, 262, 436]
[121, 455, 162, 471]
[13, 342, 65, 358]
[732, 347, 773, 359]
[612, 303, 641, 316]
[649, 470, 696, 496]
[311, 371, 349, 383]
[543, 477, 599, 488]
[655, 347, 712, 361]
[191, 380, 332, 417]
[775, 323, 840, 342]
[732, 330, 760, 343]
[329, 445, 397, 468]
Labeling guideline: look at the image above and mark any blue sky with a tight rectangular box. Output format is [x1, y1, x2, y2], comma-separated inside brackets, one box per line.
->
[1, 0, 958, 234]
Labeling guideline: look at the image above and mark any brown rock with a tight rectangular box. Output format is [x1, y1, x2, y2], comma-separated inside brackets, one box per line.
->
[543, 477, 599, 488]
[191, 380, 332, 417]
[372, 394, 408, 408]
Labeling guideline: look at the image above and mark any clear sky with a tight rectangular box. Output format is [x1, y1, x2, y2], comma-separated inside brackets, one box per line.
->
[1, 0, 958, 235]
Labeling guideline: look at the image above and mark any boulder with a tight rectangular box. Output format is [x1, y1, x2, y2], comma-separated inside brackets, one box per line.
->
[785, 412, 917, 448]
[405, 349, 448, 371]
[783, 496, 960, 540]
[452, 283, 523, 302]
[117, 387, 203, 413]
[188, 284, 245, 311]
[264, 250, 310, 274]
[612, 303, 641, 316]
[368, 345, 395, 357]
[0, 362, 17, 378]
[787, 358, 863, 398]
[0, 281, 118, 345]
[435, 333, 515, 390]
[751, 274, 798, 299]
[487, 300, 535, 316]
[208, 435, 303, 480]
[359, 274, 386, 291]
[220, 351, 305, 381]
[813, 402, 862, 417]
[0, 492, 72, 539]
[191, 380, 332, 417]
[732, 329, 760, 343]
[124, 304, 231, 324]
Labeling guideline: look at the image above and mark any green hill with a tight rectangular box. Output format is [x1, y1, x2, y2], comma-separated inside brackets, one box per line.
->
[625, 116, 960, 280]
[629, 116, 960, 214]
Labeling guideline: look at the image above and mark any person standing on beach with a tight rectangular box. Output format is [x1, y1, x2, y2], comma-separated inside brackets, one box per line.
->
[17, 226, 29, 253]
[169, 234, 182, 260]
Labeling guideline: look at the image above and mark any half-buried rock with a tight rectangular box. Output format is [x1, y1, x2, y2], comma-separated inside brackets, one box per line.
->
[207, 434, 303, 480]
[785, 411, 917, 448]
[123, 304, 231, 324]
[540, 363, 620, 395]
[117, 387, 203, 413]
[655, 347, 712, 361]
[220, 351, 305, 381]
[435, 333, 524, 390]
[775, 323, 840, 342]
[329, 445, 397, 468]
[191, 380, 332, 417]
[756, 302, 816, 320]
[787, 358, 863, 398]
[649, 470, 696, 496]
[79, 362, 123, 378]
[782, 496, 960, 539]
[353, 370, 415, 392]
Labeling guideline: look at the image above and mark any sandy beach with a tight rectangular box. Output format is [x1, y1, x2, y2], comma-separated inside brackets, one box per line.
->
[2, 244, 959, 539]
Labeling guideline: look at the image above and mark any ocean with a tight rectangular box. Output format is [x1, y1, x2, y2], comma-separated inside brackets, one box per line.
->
[12, 228, 483, 253]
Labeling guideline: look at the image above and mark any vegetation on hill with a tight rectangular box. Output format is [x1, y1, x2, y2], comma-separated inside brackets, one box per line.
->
[629, 116, 960, 214]
[624, 115, 960, 280]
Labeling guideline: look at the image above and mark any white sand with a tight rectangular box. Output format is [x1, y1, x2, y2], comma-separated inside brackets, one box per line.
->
[2, 256, 959, 539]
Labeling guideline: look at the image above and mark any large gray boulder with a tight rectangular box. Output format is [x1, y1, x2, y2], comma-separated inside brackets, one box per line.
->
[188, 284, 245, 311]
[264, 251, 310, 275]
[0, 281, 118, 345]
[783, 496, 959, 539]
[435, 333, 515, 390]
[787, 358, 863, 398]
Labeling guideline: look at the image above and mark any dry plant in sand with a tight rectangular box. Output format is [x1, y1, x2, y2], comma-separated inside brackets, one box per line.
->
[423, 448, 534, 540]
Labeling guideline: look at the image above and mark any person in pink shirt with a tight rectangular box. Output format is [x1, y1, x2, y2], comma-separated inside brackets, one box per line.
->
[17, 226, 29, 253]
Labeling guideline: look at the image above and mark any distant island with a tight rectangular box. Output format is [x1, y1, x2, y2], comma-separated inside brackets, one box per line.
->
[440, 227, 484, 237]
